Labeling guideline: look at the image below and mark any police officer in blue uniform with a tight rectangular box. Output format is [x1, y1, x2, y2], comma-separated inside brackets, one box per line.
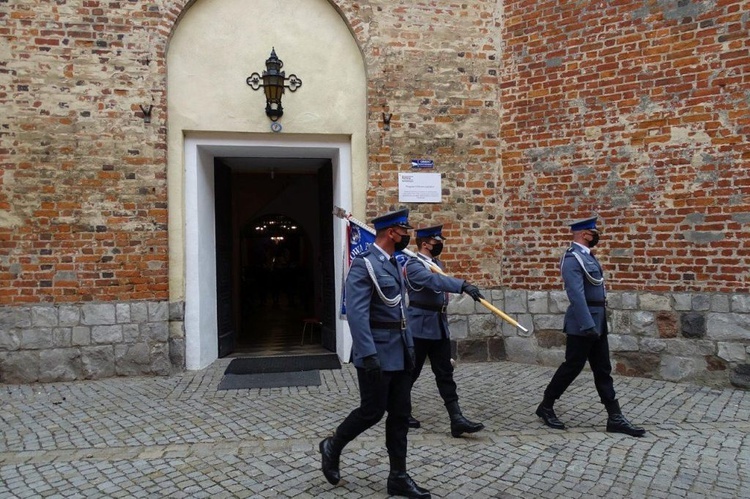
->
[319, 208, 430, 499]
[404, 225, 485, 437]
[536, 215, 646, 437]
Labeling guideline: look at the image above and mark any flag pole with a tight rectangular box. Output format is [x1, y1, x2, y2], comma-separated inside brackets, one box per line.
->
[333, 206, 529, 333]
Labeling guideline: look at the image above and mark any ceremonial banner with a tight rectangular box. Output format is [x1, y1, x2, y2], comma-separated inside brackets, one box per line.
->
[348, 217, 375, 264]
[341, 217, 375, 317]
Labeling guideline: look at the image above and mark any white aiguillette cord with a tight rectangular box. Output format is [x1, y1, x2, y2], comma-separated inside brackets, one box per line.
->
[362, 257, 402, 308]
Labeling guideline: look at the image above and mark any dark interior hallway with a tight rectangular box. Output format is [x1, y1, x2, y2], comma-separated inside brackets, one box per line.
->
[230, 292, 329, 357]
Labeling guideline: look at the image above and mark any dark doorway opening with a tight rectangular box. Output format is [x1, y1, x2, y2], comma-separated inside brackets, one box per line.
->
[239, 213, 315, 350]
[214, 157, 336, 358]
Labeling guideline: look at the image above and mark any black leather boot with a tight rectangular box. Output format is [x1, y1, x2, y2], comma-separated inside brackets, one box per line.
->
[446, 401, 484, 437]
[387, 472, 431, 498]
[536, 402, 566, 430]
[319, 436, 344, 485]
[605, 400, 646, 437]
[387, 457, 431, 499]
[388, 456, 432, 499]
[408, 415, 421, 429]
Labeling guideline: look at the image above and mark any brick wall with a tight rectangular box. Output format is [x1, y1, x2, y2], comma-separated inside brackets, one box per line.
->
[6, 1, 745, 302]
[1, 0, 749, 384]
[1, 0, 168, 304]
[498, 0, 750, 293]
[360, 1, 503, 282]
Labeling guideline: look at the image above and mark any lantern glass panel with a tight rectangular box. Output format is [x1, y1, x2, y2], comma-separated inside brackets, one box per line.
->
[264, 75, 283, 102]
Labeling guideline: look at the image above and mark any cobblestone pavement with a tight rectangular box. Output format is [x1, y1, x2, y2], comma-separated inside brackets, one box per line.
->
[1, 359, 749, 498]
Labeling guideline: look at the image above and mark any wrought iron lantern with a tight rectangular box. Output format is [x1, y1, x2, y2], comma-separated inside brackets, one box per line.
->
[246, 48, 302, 122]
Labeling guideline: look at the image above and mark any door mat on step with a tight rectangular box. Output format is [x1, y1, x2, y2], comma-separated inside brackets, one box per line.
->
[218, 370, 321, 390]
[224, 354, 341, 375]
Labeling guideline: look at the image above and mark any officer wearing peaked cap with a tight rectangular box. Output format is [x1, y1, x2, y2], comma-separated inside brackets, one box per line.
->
[404, 225, 485, 437]
[535, 215, 646, 437]
[320, 208, 431, 499]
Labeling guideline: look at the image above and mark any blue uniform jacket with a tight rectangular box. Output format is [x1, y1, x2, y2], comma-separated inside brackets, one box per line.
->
[346, 248, 413, 371]
[561, 244, 608, 336]
[405, 255, 464, 341]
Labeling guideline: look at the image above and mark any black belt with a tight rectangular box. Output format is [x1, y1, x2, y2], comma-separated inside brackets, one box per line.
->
[409, 301, 447, 313]
[587, 300, 607, 307]
[370, 320, 406, 330]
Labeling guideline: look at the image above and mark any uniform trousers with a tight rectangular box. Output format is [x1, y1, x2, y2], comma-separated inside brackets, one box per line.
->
[335, 367, 411, 459]
[543, 333, 617, 406]
[411, 335, 458, 406]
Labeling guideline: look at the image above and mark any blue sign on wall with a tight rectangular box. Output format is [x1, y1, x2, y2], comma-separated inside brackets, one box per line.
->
[411, 159, 434, 169]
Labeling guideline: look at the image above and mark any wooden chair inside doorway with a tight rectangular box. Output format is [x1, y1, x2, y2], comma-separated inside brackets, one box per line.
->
[301, 317, 322, 345]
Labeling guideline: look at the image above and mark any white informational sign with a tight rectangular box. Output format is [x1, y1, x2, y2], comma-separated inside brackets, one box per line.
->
[398, 172, 442, 203]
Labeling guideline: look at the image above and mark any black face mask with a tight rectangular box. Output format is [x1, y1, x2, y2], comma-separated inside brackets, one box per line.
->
[588, 232, 600, 248]
[394, 234, 410, 252]
[430, 242, 444, 257]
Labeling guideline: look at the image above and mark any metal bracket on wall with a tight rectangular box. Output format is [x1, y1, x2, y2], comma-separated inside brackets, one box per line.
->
[139, 104, 153, 124]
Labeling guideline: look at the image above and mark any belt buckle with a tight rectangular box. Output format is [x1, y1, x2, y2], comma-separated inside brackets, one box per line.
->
[441, 304, 448, 313]
[401, 318, 406, 330]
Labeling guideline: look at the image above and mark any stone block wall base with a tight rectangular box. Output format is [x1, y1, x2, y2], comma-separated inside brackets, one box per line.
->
[454, 337, 507, 363]
[0, 301, 186, 384]
[446, 290, 750, 390]
[730, 364, 750, 389]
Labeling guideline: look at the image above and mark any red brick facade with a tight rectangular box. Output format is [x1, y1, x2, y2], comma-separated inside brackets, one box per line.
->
[2, 0, 169, 304]
[1, 0, 748, 299]
[498, 0, 750, 294]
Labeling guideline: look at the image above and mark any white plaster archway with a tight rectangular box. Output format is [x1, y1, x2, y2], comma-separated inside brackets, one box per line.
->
[167, 0, 366, 369]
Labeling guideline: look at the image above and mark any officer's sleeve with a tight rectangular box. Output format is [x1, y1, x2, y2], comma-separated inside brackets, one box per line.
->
[345, 257, 377, 359]
[405, 258, 464, 293]
[562, 254, 595, 331]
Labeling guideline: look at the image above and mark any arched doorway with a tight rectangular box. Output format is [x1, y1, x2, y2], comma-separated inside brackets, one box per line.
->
[168, 0, 368, 369]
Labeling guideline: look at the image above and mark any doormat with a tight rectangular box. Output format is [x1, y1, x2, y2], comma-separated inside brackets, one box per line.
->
[224, 354, 341, 375]
[218, 370, 321, 390]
